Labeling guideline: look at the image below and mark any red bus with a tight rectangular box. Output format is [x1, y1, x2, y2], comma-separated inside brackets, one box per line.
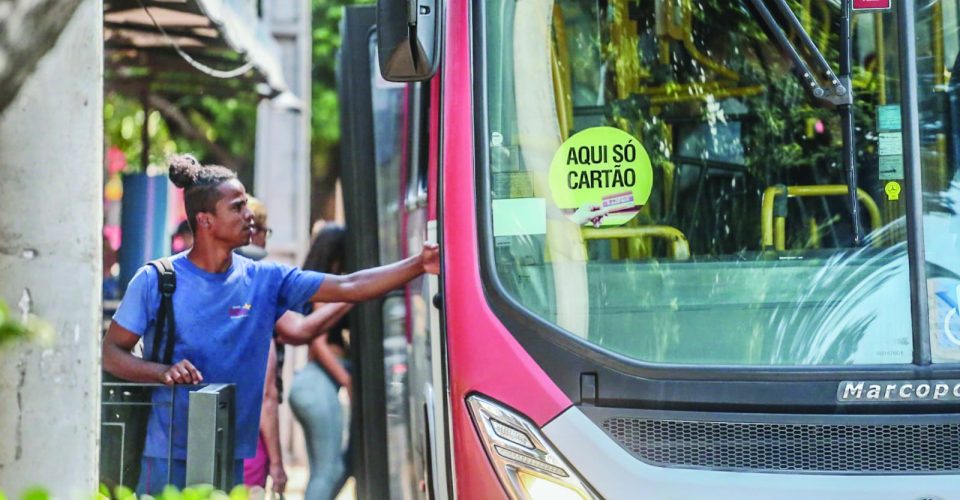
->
[339, 0, 960, 498]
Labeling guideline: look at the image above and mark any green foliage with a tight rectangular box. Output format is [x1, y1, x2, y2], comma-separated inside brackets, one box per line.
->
[311, 0, 374, 180]
[174, 95, 259, 166]
[104, 0, 374, 195]
[147, 484, 248, 500]
[104, 94, 180, 173]
[19, 488, 49, 500]
[113, 485, 136, 500]
[103, 91, 257, 175]
[0, 485, 252, 500]
[0, 299, 54, 349]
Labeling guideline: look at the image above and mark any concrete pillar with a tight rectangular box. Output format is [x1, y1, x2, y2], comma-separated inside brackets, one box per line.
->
[253, 0, 313, 468]
[254, 0, 312, 267]
[0, 0, 103, 496]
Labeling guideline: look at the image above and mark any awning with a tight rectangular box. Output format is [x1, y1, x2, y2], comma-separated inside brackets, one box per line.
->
[104, 0, 290, 98]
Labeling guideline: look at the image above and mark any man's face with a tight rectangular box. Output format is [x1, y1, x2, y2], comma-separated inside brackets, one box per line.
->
[206, 180, 255, 249]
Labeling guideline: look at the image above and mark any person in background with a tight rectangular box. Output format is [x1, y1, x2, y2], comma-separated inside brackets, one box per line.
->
[102, 154, 438, 494]
[235, 197, 268, 261]
[103, 234, 121, 300]
[170, 219, 194, 253]
[289, 225, 355, 500]
[240, 196, 288, 494]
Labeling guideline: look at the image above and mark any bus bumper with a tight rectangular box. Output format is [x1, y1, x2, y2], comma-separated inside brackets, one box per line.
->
[543, 406, 960, 500]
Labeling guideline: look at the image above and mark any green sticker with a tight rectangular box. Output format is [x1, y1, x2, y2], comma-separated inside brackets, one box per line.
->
[885, 181, 902, 201]
[549, 127, 653, 227]
[878, 132, 903, 156]
[877, 104, 902, 132]
[879, 155, 904, 180]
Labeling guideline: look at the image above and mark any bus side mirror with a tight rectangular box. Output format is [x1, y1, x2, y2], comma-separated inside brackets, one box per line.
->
[377, 0, 441, 82]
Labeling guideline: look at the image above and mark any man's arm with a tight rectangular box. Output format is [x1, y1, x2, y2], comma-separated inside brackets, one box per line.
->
[102, 321, 203, 385]
[259, 342, 287, 493]
[274, 303, 353, 345]
[310, 243, 439, 303]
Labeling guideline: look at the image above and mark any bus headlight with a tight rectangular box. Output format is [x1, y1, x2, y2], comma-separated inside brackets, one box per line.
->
[466, 395, 598, 500]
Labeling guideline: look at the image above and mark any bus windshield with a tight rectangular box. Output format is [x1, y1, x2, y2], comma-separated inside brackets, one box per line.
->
[482, 0, 917, 366]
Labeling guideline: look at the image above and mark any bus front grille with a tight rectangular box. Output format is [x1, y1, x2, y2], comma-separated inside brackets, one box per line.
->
[601, 417, 960, 473]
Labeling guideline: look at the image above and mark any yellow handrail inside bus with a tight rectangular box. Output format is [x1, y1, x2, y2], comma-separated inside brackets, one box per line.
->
[931, 2, 949, 192]
[611, 0, 646, 99]
[761, 185, 883, 250]
[638, 82, 764, 105]
[551, 2, 574, 140]
[874, 12, 887, 105]
[582, 225, 691, 260]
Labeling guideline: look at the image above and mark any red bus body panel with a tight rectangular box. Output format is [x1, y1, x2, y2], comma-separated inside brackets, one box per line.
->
[438, 0, 573, 496]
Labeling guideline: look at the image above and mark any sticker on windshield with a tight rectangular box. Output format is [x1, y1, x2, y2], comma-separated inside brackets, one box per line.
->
[549, 127, 653, 227]
[877, 105, 901, 132]
[929, 278, 960, 362]
[853, 0, 890, 10]
[884, 181, 901, 200]
[877, 106, 903, 181]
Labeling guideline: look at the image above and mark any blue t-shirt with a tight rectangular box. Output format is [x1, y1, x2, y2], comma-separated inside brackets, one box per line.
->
[112, 252, 325, 459]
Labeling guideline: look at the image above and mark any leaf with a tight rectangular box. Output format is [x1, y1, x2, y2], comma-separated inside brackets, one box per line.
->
[20, 487, 50, 500]
[228, 485, 249, 500]
[114, 485, 137, 500]
[158, 485, 183, 500]
[24, 315, 55, 346]
[182, 484, 213, 500]
[0, 299, 54, 348]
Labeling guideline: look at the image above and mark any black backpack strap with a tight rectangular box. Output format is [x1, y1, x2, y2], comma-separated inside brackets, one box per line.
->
[147, 258, 176, 365]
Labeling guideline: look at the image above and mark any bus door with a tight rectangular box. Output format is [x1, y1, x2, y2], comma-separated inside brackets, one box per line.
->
[339, 6, 432, 499]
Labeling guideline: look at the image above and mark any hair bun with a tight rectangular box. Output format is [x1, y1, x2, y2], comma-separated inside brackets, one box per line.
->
[168, 154, 200, 189]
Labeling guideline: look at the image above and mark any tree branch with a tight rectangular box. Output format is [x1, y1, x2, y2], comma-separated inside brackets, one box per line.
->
[146, 93, 243, 169]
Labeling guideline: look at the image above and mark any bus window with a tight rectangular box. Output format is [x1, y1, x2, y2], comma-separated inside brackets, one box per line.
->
[369, 33, 418, 499]
[406, 83, 430, 210]
[370, 34, 407, 265]
[917, 0, 960, 363]
[483, 0, 914, 365]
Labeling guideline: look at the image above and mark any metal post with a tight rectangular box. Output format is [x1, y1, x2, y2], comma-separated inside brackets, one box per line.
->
[897, 0, 933, 365]
[185, 384, 236, 489]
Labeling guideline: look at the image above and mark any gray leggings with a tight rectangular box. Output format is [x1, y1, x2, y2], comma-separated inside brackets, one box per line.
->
[289, 360, 351, 500]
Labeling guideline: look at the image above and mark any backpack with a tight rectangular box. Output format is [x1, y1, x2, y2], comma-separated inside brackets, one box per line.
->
[147, 257, 177, 365]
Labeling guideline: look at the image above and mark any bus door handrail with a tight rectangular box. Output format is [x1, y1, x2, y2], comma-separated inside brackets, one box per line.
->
[761, 184, 882, 250]
[582, 225, 691, 260]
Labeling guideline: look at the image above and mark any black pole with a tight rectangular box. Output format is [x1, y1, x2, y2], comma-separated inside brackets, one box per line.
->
[747, 0, 824, 96]
[839, 0, 863, 246]
[770, 0, 840, 87]
[897, 0, 933, 365]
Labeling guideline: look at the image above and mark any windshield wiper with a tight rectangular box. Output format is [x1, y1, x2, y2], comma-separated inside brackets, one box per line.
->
[747, 0, 863, 246]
